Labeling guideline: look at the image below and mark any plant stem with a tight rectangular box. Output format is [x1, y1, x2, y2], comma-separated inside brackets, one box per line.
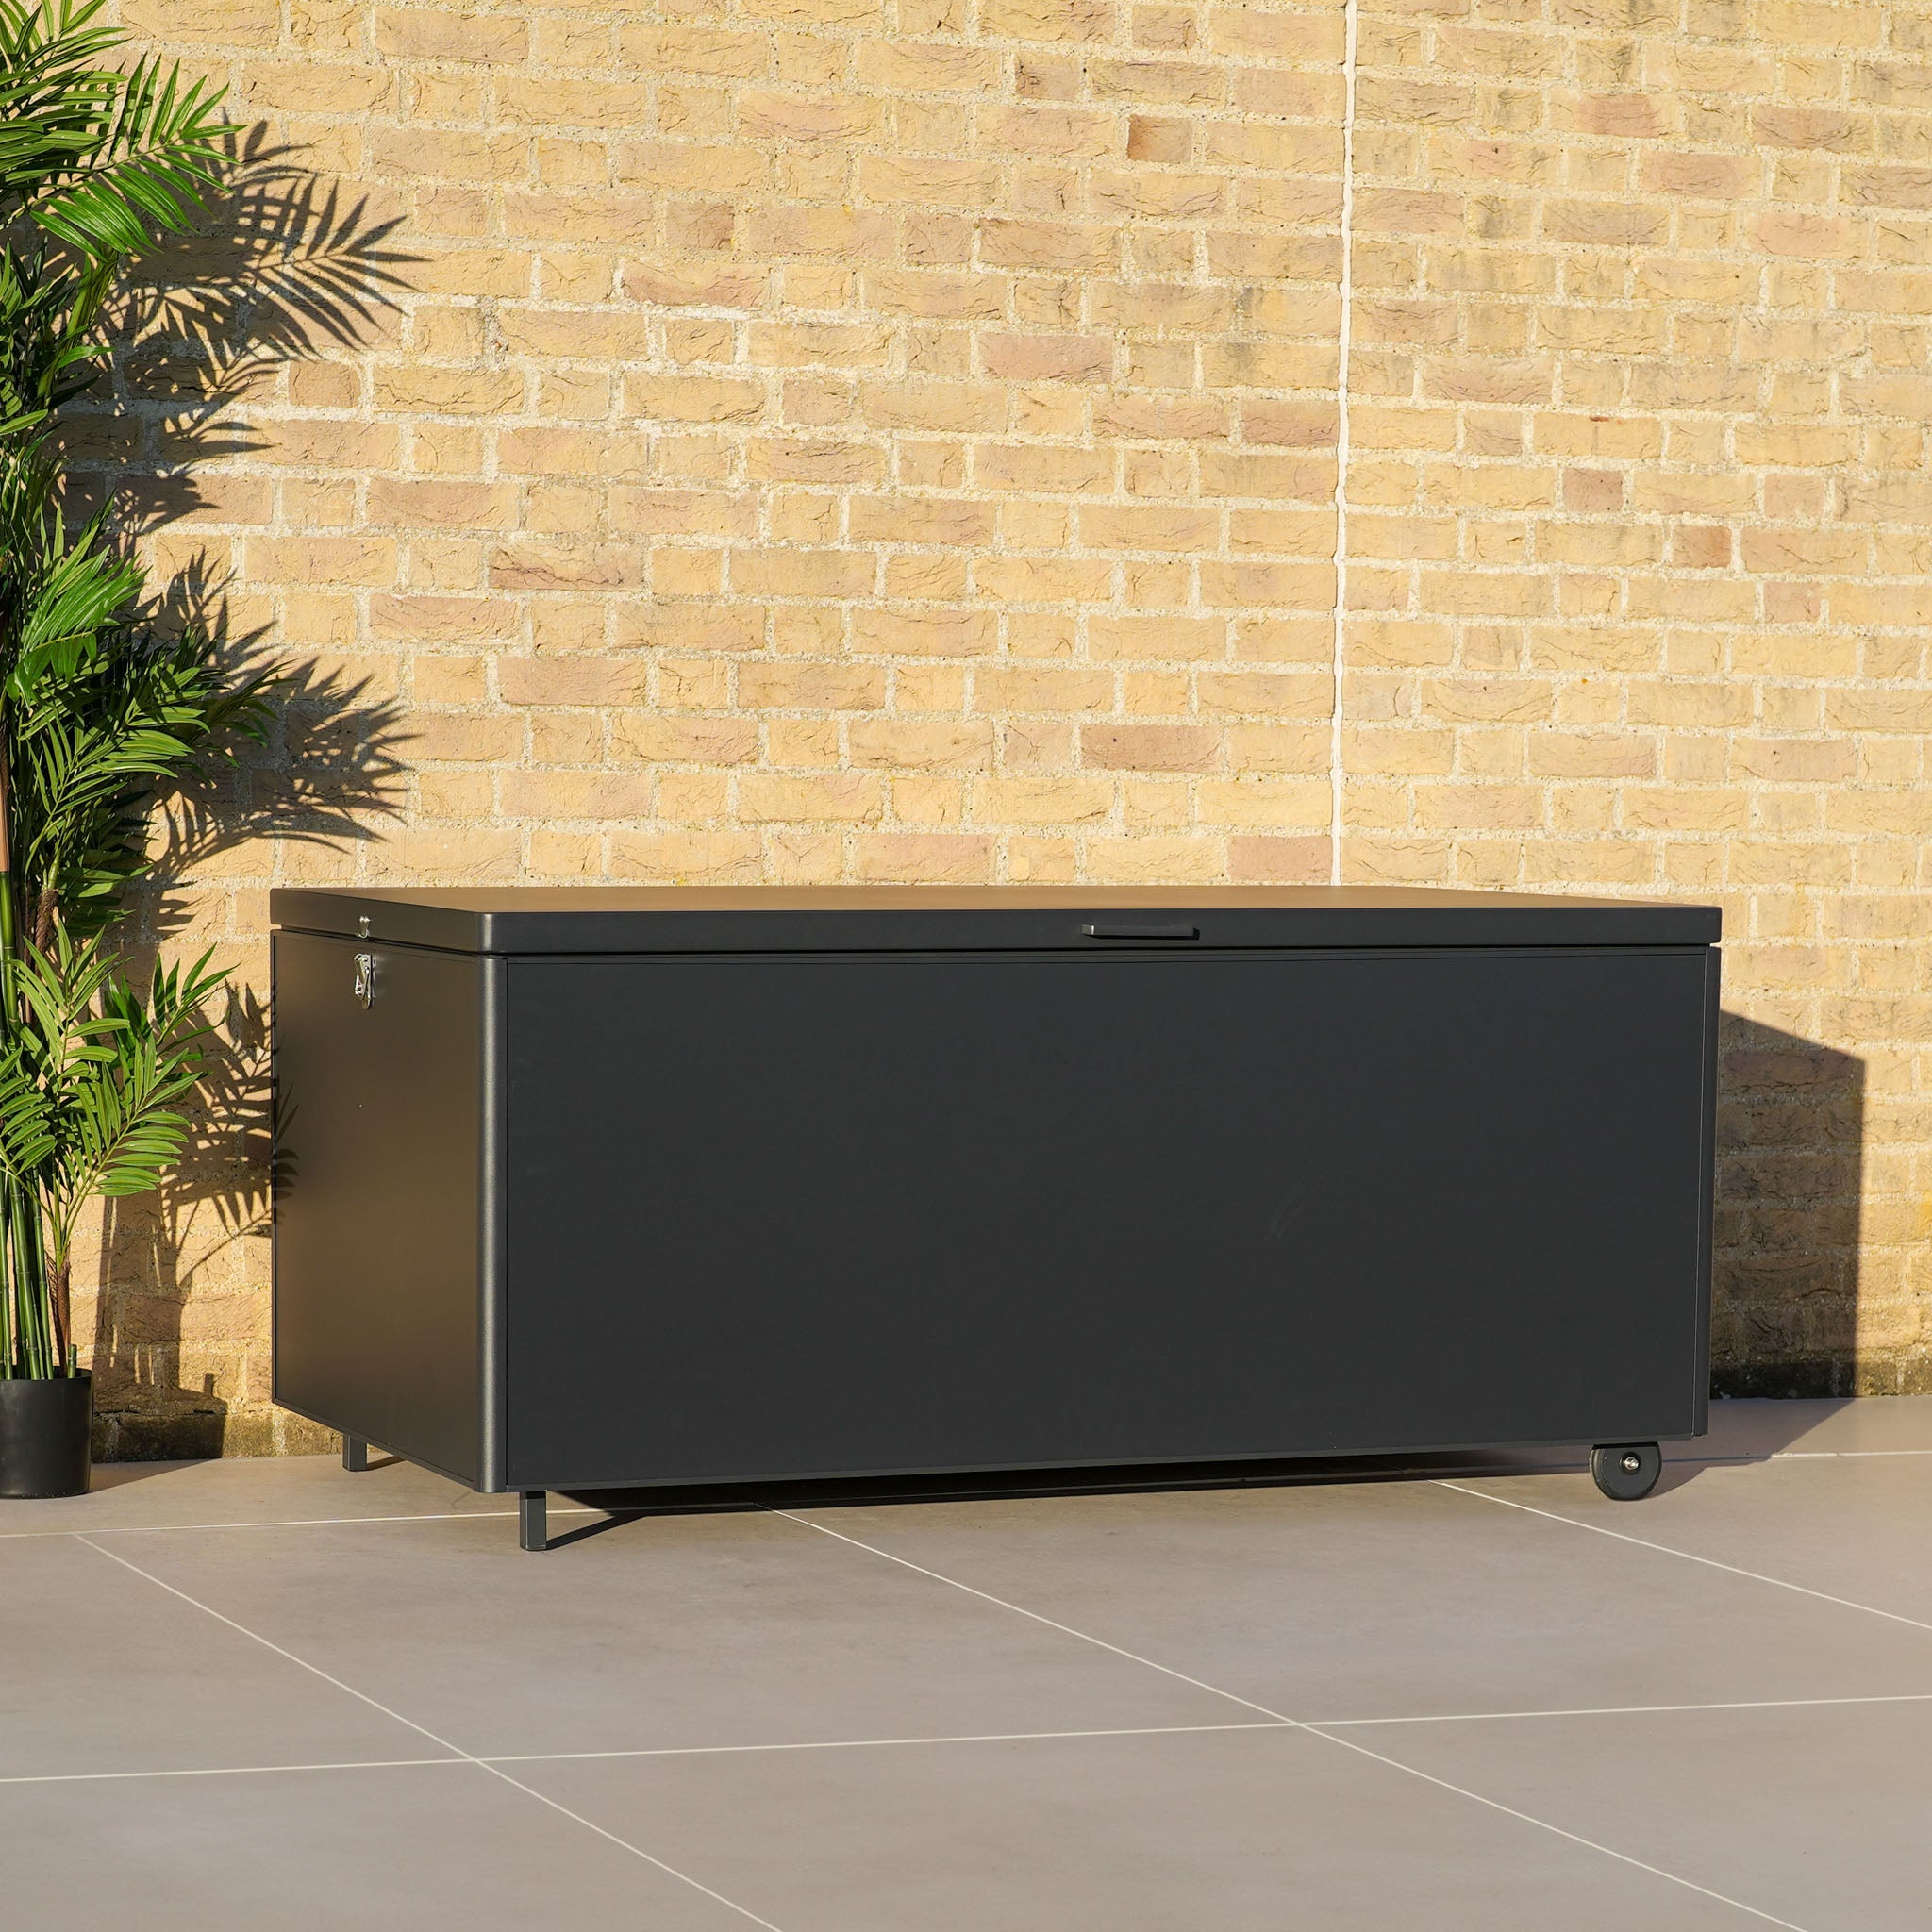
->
[0, 1167, 13, 1378]
[0, 726, 52, 1378]
[0, 734, 18, 1376]
[49, 1253, 69, 1371]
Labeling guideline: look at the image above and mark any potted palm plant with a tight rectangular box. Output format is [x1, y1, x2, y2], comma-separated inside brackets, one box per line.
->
[0, 0, 269, 1495]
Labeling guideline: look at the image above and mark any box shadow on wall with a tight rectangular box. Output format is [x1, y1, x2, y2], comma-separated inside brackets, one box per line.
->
[1711, 1012, 1865, 1411]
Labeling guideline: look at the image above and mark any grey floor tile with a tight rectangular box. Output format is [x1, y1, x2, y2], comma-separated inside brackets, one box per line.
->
[0, 1451, 508, 1535]
[1454, 1452, 1932, 1630]
[515, 1724, 1768, 1932]
[1323, 1695, 1932, 1932]
[785, 1474, 1932, 1723]
[1690, 1394, 1932, 1460]
[0, 1535, 436, 1776]
[0, 1761, 757, 1931]
[101, 1510, 1237, 1757]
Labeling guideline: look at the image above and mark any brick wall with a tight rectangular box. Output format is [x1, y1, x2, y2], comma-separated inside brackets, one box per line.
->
[1341, 0, 1926, 1395]
[81, 0, 1931, 1454]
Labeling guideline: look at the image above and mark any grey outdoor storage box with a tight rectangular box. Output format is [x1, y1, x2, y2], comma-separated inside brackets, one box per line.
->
[270, 884, 1721, 1548]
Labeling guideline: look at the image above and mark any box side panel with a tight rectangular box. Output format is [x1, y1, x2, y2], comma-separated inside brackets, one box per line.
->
[273, 933, 486, 1485]
[1690, 944, 1722, 1435]
[504, 946, 1710, 1490]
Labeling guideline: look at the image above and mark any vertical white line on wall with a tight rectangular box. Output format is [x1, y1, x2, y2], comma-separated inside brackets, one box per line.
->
[1329, 0, 1359, 888]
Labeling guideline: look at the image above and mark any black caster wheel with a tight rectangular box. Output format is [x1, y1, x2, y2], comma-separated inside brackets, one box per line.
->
[1591, 1442, 1661, 1501]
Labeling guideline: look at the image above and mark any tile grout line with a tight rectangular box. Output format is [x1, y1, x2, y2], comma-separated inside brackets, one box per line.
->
[0, 1723, 1294, 1788]
[70, 1533, 791, 1932]
[769, 1508, 1814, 1932]
[481, 1720, 1287, 1761]
[1298, 1724, 1813, 1932]
[0, 1507, 611, 1540]
[765, 1508, 1290, 1719]
[19, 1683, 1932, 1792]
[1433, 1480, 1932, 1638]
[1307, 1690, 1932, 1727]
[0, 1757, 470, 1786]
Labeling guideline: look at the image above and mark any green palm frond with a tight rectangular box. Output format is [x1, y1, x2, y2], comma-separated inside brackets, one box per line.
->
[0, 1049, 57, 1182]
[0, 1, 228, 266]
[1, 929, 223, 1265]
[10, 622, 274, 926]
[64, 945, 221, 1214]
[8, 506, 144, 692]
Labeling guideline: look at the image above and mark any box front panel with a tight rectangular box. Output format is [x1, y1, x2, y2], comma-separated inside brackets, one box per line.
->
[505, 947, 1712, 1488]
[274, 933, 488, 1484]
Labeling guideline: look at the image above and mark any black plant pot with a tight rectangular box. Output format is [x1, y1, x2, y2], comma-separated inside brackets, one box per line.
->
[0, 1370, 92, 1498]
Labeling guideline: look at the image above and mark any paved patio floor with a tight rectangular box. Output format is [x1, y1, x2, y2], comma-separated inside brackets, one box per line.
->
[6, 1399, 1932, 1929]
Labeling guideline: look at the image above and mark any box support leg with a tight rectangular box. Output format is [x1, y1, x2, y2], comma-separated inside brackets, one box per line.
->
[519, 1491, 546, 1552]
[342, 1435, 369, 1474]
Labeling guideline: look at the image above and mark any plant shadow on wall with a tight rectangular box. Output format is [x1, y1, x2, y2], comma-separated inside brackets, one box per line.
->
[1710, 1015, 1865, 1415]
[82, 153, 419, 1458]
[1, 42, 417, 1455]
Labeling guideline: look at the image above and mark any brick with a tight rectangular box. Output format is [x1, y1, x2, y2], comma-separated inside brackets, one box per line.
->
[377, 8, 527, 62]
[610, 716, 762, 763]
[373, 366, 523, 414]
[861, 381, 1007, 432]
[974, 443, 1114, 492]
[1527, 734, 1657, 780]
[1229, 835, 1329, 882]
[1079, 506, 1221, 554]
[607, 831, 761, 881]
[864, 271, 1009, 322]
[1081, 724, 1221, 772]
[247, 537, 398, 586]
[370, 595, 520, 643]
[750, 323, 894, 369]
[980, 219, 1120, 273]
[739, 774, 884, 822]
[850, 496, 998, 545]
[974, 775, 1116, 824]
[732, 548, 875, 598]
[1088, 615, 1226, 660]
[861, 155, 1002, 206]
[981, 334, 1114, 382]
[367, 480, 519, 530]
[848, 719, 996, 767]
[858, 42, 1002, 91]
[738, 91, 880, 141]
[125, 0, 279, 43]
[499, 76, 656, 131]
[852, 835, 995, 881]
[488, 543, 644, 591]
[738, 664, 887, 710]
[618, 25, 773, 79]
[746, 206, 896, 259]
[622, 262, 769, 309]
[498, 657, 649, 707]
[850, 607, 1000, 655]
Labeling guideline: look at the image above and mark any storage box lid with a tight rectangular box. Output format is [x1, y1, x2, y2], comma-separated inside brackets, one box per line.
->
[270, 885, 1721, 955]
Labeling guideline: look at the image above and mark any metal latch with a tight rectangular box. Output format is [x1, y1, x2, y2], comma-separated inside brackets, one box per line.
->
[352, 952, 375, 1008]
